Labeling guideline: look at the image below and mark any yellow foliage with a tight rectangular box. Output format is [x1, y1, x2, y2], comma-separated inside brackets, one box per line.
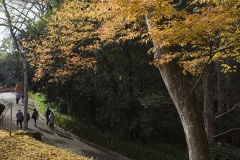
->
[23, 0, 240, 80]
[98, 0, 239, 75]
[23, 0, 100, 82]
[153, 53, 180, 66]
[0, 130, 91, 160]
[221, 64, 237, 73]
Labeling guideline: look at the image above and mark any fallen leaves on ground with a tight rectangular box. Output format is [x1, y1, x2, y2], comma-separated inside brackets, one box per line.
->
[0, 130, 92, 160]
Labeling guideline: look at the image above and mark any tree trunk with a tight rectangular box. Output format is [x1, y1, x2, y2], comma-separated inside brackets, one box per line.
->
[23, 58, 28, 130]
[226, 70, 230, 109]
[66, 92, 73, 115]
[0, 104, 5, 116]
[159, 60, 210, 160]
[217, 62, 223, 114]
[202, 73, 214, 141]
[145, 14, 211, 160]
[2, 0, 29, 130]
[88, 96, 97, 123]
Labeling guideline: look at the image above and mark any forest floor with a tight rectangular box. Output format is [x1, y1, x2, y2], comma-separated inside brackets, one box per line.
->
[0, 92, 130, 160]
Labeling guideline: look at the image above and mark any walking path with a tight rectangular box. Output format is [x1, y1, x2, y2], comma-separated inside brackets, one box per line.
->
[0, 92, 129, 160]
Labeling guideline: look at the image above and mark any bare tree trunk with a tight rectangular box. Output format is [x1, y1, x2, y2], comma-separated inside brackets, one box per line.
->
[23, 58, 28, 129]
[2, 0, 29, 130]
[202, 73, 214, 141]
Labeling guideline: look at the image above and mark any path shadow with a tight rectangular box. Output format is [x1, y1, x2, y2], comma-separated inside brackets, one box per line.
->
[45, 137, 69, 146]
[34, 125, 55, 135]
[54, 130, 73, 140]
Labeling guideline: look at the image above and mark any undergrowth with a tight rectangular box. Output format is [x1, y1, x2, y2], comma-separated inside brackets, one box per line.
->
[29, 92, 187, 160]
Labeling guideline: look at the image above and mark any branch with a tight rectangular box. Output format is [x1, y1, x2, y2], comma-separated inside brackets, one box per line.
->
[215, 102, 240, 120]
[0, 23, 24, 35]
[0, 23, 8, 27]
[190, 44, 234, 92]
[2, 0, 22, 55]
[14, 6, 34, 34]
[0, 17, 7, 21]
[7, 2, 36, 26]
[212, 44, 235, 54]
[213, 127, 240, 139]
[191, 53, 215, 92]
[9, 0, 47, 18]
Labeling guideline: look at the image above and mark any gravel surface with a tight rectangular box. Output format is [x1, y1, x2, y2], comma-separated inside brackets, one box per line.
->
[0, 92, 130, 160]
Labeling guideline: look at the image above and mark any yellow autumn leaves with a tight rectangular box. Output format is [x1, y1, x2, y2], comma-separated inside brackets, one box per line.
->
[0, 130, 91, 160]
[23, 0, 240, 81]
[24, 0, 100, 83]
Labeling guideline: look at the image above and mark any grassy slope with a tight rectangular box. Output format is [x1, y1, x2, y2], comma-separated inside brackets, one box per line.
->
[0, 130, 91, 160]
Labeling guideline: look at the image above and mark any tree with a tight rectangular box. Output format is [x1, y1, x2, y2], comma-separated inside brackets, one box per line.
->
[23, 0, 100, 115]
[24, 1, 99, 83]
[0, 38, 23, 86]
[23, 0, 240, 159]
[96, 1, 239, 159]
[0, 0, 49, 130]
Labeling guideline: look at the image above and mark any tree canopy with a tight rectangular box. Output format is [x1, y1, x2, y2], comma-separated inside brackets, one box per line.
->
[24, 0, 240, 83]
[21, 0, 240, 159]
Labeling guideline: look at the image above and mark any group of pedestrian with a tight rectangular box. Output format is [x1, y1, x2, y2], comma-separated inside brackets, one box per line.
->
[16, 109, 30, 129]
[16, 108, 38, 129]
[45, 107, 55, 131]
[16, 107, 55, 131]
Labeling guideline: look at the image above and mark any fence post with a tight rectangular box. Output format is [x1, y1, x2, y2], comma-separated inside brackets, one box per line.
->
[1, 114, 2, 128]
[9, 103, 12, 136]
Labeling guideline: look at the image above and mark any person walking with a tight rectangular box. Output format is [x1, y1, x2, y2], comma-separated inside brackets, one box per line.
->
[45, 107, 51, 126]
[31, 109, 39, 126]
[49, 112, 55, 131]
[26, 112, 30, 128]
[16, 110, 24, 129]
[16, 92, 21, 104]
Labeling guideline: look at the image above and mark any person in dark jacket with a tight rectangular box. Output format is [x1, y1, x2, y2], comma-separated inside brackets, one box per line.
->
[16, 110, 23, 129]
[16, 92, 21, 104]
[32, 109, 39, 126]
[26, 112, 30, 128]
[45, 107, 51, 126]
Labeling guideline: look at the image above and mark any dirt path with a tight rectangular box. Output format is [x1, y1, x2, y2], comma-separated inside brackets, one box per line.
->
[0, 92, 130, 160]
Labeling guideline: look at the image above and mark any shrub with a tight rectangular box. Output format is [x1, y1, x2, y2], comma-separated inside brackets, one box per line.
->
[211, 142, 240, 160]
[29, 92, 187, 160]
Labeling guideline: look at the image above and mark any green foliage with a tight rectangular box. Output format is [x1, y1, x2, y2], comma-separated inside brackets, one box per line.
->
[0, 40, 23, 87]
[27, 37, 186, 150]
[28, 92, 46, 114]
[30, 92, 187, 160]
[211, 142, 240, 160]
[25, 19, 48, 41]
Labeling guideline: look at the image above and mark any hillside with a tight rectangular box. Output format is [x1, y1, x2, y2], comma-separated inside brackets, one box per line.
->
[0, 130, 91, 160]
